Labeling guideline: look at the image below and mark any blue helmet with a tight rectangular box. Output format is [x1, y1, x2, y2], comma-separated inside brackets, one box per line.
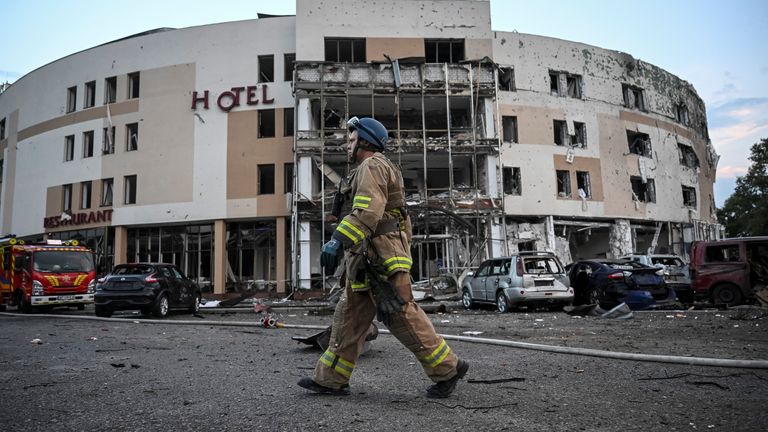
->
[347, 116, 387, 150]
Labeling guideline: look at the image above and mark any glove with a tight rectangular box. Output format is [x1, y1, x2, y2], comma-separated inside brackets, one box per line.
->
[366, 265, 405, 327]
[320, 238, 343, 273]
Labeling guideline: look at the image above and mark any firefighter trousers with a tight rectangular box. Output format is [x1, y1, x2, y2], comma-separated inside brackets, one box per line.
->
[313, 272, 460, 389]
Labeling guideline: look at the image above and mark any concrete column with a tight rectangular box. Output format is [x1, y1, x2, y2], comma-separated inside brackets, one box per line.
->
[276, 217, 286, 295]
[609, 219, 633, 258]
[114, 226, 128, 265]
[213, 219, 226, 295]
[299, 221, 312, 289]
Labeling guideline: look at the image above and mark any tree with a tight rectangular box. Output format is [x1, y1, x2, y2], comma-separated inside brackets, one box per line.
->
[718, 137, 768, 237]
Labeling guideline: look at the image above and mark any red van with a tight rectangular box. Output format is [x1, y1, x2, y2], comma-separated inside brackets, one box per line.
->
[689, 237, 768, 306]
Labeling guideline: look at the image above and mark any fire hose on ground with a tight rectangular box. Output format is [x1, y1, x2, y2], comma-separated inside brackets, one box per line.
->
[2, 312, 767, 370]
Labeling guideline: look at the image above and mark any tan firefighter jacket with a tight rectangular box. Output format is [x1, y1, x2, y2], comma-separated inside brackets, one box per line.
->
[331, 152, 413, 291]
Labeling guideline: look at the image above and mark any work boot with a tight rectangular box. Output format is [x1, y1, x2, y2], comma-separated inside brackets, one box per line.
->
[426, 360, 469, 398]
[297, 377, 350, 395]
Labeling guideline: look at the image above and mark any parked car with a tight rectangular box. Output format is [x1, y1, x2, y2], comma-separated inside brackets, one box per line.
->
[461, 252, 573, 312]
[620, 254, 692, 303]
[94, 263, 202, 318]
[568, 259, 675, 310]
[690, 237, 768, 306]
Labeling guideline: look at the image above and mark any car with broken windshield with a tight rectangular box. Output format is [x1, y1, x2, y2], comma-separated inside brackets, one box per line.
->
[620, 254, 692, 303]
[461, 252, 573, 312]
[94, 263, 201, 318]
[568, 259, 675, 310]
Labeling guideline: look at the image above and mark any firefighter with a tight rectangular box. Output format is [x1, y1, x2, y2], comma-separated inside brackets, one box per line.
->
[298, 117, 468, 398]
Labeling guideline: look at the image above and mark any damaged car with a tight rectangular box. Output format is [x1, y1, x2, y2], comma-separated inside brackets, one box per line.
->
[568, 259, 676, 310]
[461, 252, 573, 312]
[620, 254, 692, 303]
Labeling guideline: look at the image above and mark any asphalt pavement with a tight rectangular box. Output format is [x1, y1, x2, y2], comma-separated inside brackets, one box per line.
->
[0, 304, 766, 431]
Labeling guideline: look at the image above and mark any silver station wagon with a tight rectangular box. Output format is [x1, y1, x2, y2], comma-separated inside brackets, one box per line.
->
[461, 252, 574, 312]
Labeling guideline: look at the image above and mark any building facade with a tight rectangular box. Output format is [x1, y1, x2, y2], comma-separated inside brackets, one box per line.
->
[0, 0, 721, 295]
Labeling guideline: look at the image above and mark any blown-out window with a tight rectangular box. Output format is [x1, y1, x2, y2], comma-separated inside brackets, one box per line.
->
[425, 39, 464, 63]
[325, 38, 366, 62]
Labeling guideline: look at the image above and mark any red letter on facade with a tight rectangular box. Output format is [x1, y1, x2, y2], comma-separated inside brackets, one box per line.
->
[261, 85, 274, 104]
[246, 86, 259, 105]
[191, 90, 209, 110]
[217, 91, 237, 112]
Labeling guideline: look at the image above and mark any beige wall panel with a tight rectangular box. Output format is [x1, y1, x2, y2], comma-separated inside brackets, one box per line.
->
[499, 104, 564, 145]
[599, 113, 647, 217]
[17, 100, 139, 142]
[366, 38, 425, 62]
[227, 108, 293, 217]
[465, 38, 493, 60]
[552, 155, 605, 202]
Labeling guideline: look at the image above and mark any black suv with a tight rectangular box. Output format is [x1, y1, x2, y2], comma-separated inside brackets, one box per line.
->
[94, 263, 201, 318]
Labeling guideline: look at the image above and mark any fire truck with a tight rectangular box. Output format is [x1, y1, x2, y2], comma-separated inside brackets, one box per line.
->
[0, 236, 97, 312]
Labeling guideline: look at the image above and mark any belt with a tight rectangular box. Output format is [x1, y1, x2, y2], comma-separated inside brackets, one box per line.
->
[373, 219, 400, 237]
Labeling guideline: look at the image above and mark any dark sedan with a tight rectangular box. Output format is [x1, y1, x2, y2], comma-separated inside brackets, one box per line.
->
[568, 259, 676, 310]
[94, 263, 201, 318]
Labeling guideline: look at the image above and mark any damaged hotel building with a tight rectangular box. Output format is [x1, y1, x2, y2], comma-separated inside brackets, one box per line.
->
[0, 0, 721, 295]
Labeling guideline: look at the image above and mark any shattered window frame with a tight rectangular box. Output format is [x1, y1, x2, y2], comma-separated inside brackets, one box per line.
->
[626, 130, 652, 157]
[324, 38, 366, 62]
[0, 117, 5, 140]
[257, 164, 275, 195]
[502, 116, 518, 143]
[123, 174, 137, 205]
[127, 72, 140, 99]
[82, 130, 94, 158]
[573, 122, 587, 148]
[283, 108, 294, 137]
[81, 181, 92, 209]
[622, 83, 645, 111]
[101, 178, 114, 207]
[84, 81, 96, 109]
[682, 185, 697, 207]
[502, 166, 521, 195]
[424, 39, 465, 63]
[258, 109, 276, 138]
[62, 183, 72, 211]
[677, 143, 699, 169]
[66, 86, 77, 113]
[284, 163, 294, 194]
[675, 103, 690, 126]
[556, 170, 571, 198]
[102, 126, 115, 155]
[499, 67, 515, 91]
[104, 76, 117, 104]
[258, 55, 275, 83]
[64, 135, 75, 162]
[549, 70, 582, 98]
[126, 123, 139, 152]
[553, 120, 567, 146]
[284, 53, 295, 82]
[630, 176, 656, 203]
[576, 171, 591, 198]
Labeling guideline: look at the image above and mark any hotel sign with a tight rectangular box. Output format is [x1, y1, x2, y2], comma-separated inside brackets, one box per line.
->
[191, 84, 274, 112]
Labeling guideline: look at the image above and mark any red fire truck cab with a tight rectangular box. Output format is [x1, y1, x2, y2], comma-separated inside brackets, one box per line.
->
[0, 237, 97, 312]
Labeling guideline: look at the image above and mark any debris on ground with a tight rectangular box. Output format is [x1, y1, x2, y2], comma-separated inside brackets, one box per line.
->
[253, 301, 271, 314]
[30, 338, 42, 345]
[564, 302, 633, 319]
[292, 324, 379, 355]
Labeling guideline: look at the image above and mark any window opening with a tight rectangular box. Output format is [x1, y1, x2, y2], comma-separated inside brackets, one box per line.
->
[64, 135, 75, 161]
[284, 53, 295, 81]
[62, 184, 72, 211]
[103, 127, 115, 154]
[258, 109, 276, 138]
[124, 175, 137, 205]
[677, 143, 699, 168]
[82, 131, 94, 158]
[682, 185, 697, 207]
[499, 67, 515, 91]
[503, 167, 521, 195]
[66, 86, 77, 113]
[630, 177, 656, 203]
[126, 123, 139, 151]
[284, 108, 294, 136]
[324, 38, 366, 62]
[84, 81, 96, 108]
[425, 39, 464, 63]
[576, 171, 591, 198]
[627, 130, 651, 157]
[502, 116, 518, 143]
[127, 72, 140, 99]
[622, 84, 645, 110]
[258, 55, 274, 82]
[556, 170, 571, 197]
[81, 181, 92, 209]
[104, 76, 117, 104]
[101, 178, 113, 206]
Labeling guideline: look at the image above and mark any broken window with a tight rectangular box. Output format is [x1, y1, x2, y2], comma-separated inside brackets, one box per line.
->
[556, 170, 571, 197]
[425, 39, 464, 63]
[682, 185, 697, 207]
[84, 81, 96, 108]
[124, 175, 137, 205]
[499, 67, 515, 91]
[284, 53, 295, 81]
[627, 130, 651, 157]
[502, 116, 518, 143]
[705, 245, 740, 263]
[398, 95, 422, 132]
[284, 108, 294, 136]
[258, 164, 275, 195]
[325, 38, 366, 62]
[630, 176, 656, 203]
[0, 117, 5, 140]
[103, 127, 115, 155]
[622, 84, 645, 111]
[258, 109, 276, 138]
[675, 103, 689, 125]
[503, 167, 521, 195]
[553, 120, 567, 146]
[62, 184, 72, 211]
[101, 178, 113, 207]
[549, 71, 582, 98]
[324, 97, 346, 129]
[576, 171, 591, 198]
[82, 130, 94, 158]
[284, 163, 294, 193]
[81, 181, 92, 209]
[375, 95, 398, 128]
[677, 143, 699, 169]
[66, 86, 77, 113]
[126, 123, 139, 151]
[258, 55, 274, 83]
[127, 72, 140, 99]
[64, 135, 75, 161]
[573, 122, 587, 147]
[104, 76, 117, 104]
[449, 96, 471, 131]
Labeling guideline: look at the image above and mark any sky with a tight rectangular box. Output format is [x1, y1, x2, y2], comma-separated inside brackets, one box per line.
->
[2, 0, 767, 207]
